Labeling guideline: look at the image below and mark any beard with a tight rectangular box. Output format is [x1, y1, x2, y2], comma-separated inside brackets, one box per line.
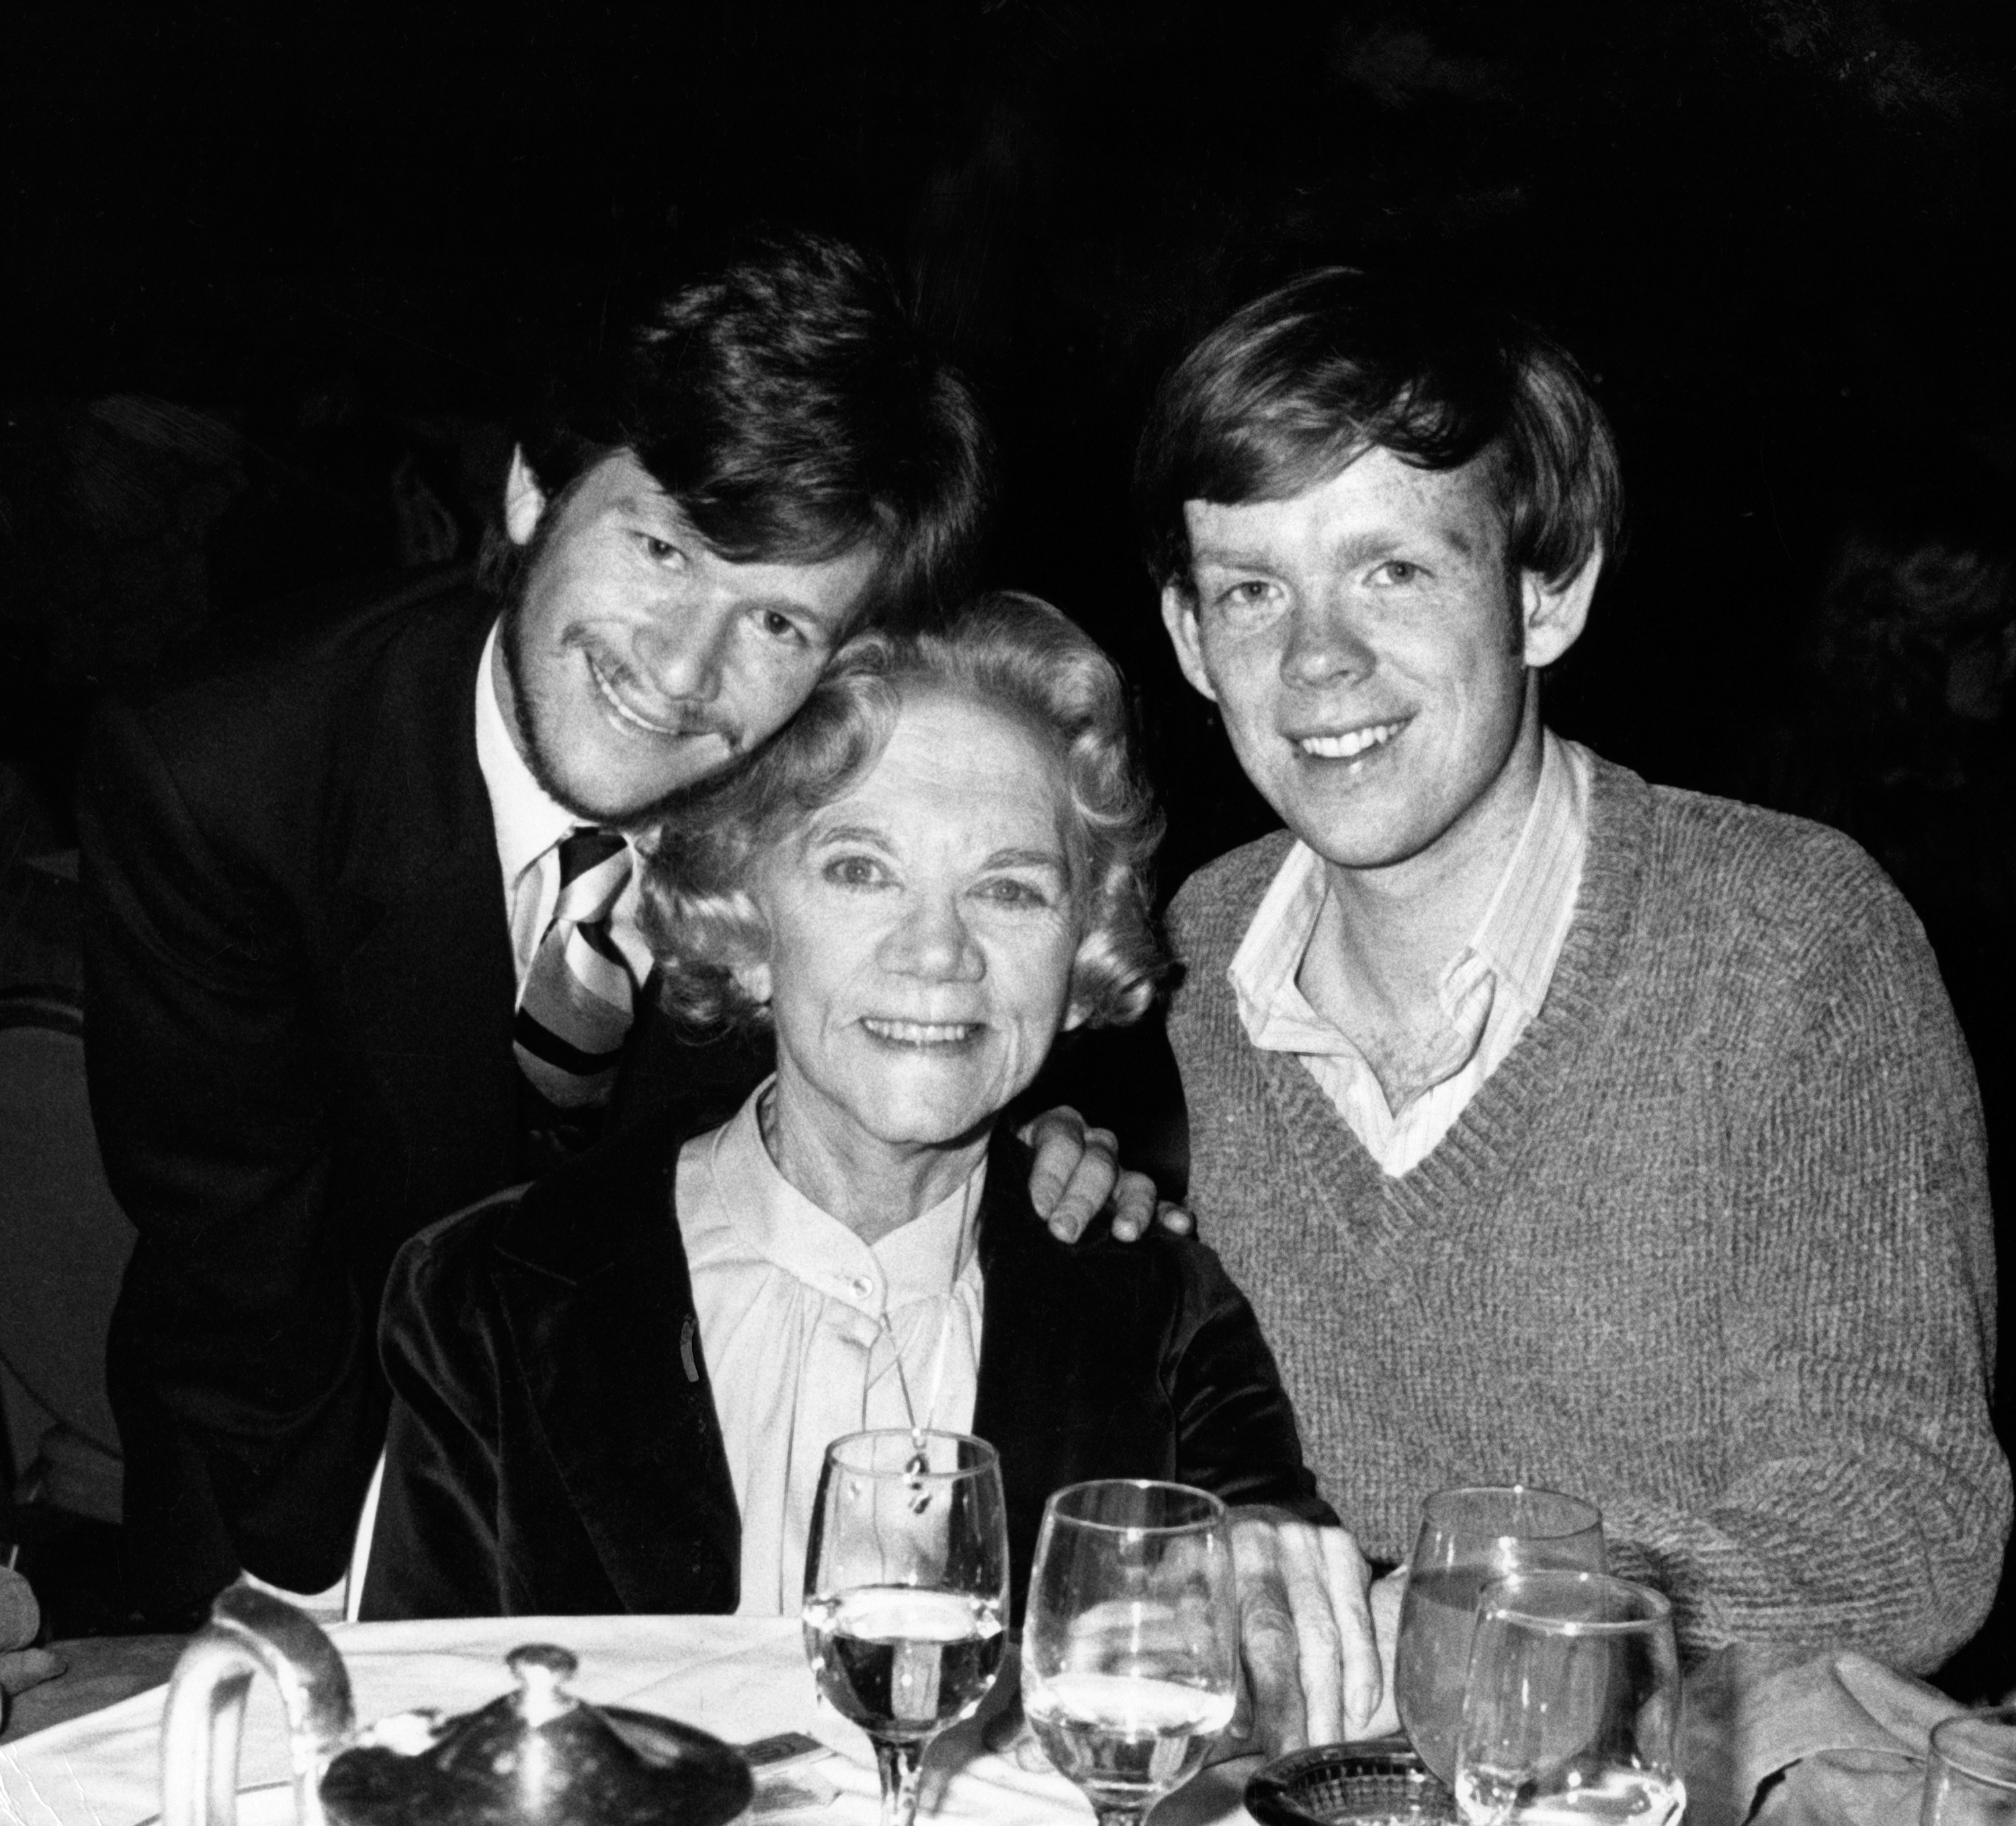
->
[497, 573, 749, 830]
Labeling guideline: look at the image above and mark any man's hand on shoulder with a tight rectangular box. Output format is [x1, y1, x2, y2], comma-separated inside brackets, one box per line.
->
[1226, 1507, 1392, 1757]
[1018, 1106, 1194, 1243]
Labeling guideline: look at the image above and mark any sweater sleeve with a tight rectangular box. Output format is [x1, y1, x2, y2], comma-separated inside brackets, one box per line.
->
[1601, 866, 2010, 1672]
[1162, 1237, 1339, 1528]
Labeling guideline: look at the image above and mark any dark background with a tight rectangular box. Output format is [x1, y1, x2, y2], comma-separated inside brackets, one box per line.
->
[6, 0, 2010, 863]
[3, 0, 2013, 1666]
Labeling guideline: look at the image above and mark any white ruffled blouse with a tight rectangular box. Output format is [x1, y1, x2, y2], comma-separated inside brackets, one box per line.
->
[673, 1080, 986, 1616]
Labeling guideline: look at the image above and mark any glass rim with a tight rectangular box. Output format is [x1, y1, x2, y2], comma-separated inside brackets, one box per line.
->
[1931, 1706, 2016, 1788]
[1476, 1569, 1673, 1634]
[822, 1427, 1000, 1479]
[1419, 1483, 1603, 1538]
[1043, 1477, 1230, 1534]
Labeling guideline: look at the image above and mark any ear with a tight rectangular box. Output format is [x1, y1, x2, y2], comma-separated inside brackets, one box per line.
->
[731, 957, 773, 1009]
[503, 446, 548, 547]
[1519, 540, 1605, 669]
[1161, 584, 1219, 702]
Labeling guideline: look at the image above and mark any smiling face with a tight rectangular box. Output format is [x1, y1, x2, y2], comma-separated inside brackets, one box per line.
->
[743, 691, 1086, 1171]
[1163, 447, 1591, 886]
[497, 450, 881, 824]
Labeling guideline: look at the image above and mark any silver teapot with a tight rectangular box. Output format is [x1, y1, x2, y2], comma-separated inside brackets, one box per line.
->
[161, 1583, 753, 1826]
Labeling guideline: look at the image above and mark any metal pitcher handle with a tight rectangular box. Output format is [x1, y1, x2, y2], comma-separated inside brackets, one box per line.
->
[161, 1583, 356, 1826]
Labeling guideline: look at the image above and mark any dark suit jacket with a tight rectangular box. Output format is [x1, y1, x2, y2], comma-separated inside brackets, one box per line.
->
[79, 572, 761, 1611]
[360, 1121, 1333, 1620]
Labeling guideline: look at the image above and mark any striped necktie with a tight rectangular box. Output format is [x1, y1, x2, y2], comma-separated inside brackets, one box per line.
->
[513, 829, 637, 1110]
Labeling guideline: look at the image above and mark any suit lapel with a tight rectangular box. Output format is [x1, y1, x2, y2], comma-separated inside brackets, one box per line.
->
[492, 1127, 741, 1612]
[335, 597, 519, 1200]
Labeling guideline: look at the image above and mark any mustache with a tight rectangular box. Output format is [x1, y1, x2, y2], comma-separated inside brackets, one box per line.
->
[564, 630, 739, 745]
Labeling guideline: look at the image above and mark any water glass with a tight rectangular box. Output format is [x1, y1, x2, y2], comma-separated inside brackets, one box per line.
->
[1021, 1479, 1240, 1826]
[1395, 1486, 1606, 1785]
[1452, 1570, 1683, 1825]
[802, 1429, 1011, 1826]
[1924, 1706, 2016, 1823]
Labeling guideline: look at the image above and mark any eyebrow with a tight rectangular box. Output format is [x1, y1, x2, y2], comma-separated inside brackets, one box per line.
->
[799, 827, 1068, 872]
[1189, 544, 1281, 575]
[611, 490, 678, 522]
[1193, 524, 1478, 572]
[982, 847, 1069, 874]
[806, 821, 890, 849]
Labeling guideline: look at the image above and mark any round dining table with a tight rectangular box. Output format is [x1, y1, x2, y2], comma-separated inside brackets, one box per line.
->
[0, 1615, 1257, 1826]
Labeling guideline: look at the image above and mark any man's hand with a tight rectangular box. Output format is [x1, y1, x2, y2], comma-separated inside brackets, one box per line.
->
[1227, 1509, 1385, 1757]
[1019, 1105, 1193, 1242]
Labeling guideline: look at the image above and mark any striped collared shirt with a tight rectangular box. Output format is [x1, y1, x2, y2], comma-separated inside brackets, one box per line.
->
[1225, 732, 1593, 1177]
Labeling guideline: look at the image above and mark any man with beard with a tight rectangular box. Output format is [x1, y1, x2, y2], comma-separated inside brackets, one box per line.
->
[80, 232, 1138, 1618]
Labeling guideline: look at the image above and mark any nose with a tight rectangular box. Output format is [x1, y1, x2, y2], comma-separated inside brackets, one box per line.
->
[632, 599, 732, 703]
[880, 894, 985, 985]
[1280, 596, 1375, 689]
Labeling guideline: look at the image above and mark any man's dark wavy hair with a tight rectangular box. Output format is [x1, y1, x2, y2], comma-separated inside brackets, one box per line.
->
[507, 229, 992, 629]
[1136, 267, 1623, 601]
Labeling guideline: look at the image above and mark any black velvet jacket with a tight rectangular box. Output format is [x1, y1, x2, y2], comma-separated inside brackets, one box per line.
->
[362, 1120, 1333, 1620]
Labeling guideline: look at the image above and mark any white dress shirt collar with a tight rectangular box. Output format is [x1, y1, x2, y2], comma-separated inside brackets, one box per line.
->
[1226, 732, 1593, 1174]
[474, 616, 578, 897]
[473, 616, 654, 987]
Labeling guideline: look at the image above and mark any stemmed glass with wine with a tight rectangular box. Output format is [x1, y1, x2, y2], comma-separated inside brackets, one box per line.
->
[1394, 1486, 1607, 1789]
[802, 1428, 1011, 1826]
[1021, 1480, 1240, 1826]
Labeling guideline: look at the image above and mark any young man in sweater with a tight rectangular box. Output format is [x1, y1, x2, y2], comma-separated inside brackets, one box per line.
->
[1136, 269, 2009, 1681]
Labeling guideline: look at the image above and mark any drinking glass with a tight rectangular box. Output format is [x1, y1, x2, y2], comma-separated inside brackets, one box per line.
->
[802, 1429, 1011, 1826]
[1923, 1706, 2016, 1823]
[1395, 1486, 1606, 1786]
[1451, 1571, 1683, 1825]
[1021, 1480, 1240, 1826]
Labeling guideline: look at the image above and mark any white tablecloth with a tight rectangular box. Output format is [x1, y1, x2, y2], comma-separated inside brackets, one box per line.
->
[0, 1616, 1253, 1826]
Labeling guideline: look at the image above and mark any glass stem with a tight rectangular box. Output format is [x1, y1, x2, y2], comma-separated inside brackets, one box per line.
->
[874, 1736, 927, 1826]
[1092, 1809, 1146, 1826]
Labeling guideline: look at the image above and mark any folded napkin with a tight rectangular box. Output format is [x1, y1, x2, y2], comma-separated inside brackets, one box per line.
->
[1682, 1642, 1964, 1825]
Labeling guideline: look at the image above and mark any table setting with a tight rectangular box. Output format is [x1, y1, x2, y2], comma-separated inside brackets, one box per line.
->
[2, 1461, 2011, 1826]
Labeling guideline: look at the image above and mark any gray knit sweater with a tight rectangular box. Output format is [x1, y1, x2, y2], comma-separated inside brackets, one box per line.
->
[1165, 754, 2010, 1671]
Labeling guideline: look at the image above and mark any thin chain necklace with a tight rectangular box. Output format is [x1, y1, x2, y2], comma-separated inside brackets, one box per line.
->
[753, 1085, 980, 1508]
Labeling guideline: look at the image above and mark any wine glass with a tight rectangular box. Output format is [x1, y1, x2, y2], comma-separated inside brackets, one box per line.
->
[1451, 1571, 1683, 1825]
[1923, 1706, 2016, 1823]
[1395, 1486, 1606, 1786]
[1021, 1479, 1239, 1826]
[802, 1429, 1011, 1826]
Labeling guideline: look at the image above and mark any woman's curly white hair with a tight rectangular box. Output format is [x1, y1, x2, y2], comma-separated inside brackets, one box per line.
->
[640, 591, 1165, 1031]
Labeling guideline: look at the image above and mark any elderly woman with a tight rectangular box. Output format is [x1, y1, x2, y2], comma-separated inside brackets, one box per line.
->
[361, 595, 1380, 1741]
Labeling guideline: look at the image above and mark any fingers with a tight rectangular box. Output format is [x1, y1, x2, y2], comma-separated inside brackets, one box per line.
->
[1231, 1519, 1306, 1757]
[1361, 1568, 1407, 1740]
[1318, 1525, 1380, 1733]
[1273, 1525, 1347, 1746]
[1107, 1169, 1159, 1241]
[1230, 1512, 1381, 1756]
[1017, 1106, 1121, 1241]
[1154, 1200, 1195, 1237]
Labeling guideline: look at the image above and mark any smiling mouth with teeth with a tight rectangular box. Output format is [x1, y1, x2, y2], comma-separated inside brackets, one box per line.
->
[587, 653, 717, 741]
[1298, 720, 1404, 760]
[862, 1019, 980, 1047]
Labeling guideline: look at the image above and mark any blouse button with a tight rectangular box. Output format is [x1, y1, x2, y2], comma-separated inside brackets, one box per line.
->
[849, 1275, 875, 1301]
